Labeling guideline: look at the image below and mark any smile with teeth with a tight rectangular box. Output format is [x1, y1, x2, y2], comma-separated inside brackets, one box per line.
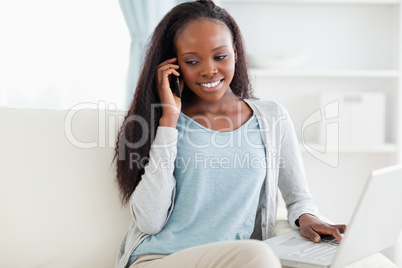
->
[199, 79, 222, 88]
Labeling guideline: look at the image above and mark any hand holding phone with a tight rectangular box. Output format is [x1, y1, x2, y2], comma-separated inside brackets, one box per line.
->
[156, 58, 182, 127]
[156, 58, 182, 101]
[170, 75, 181, 98]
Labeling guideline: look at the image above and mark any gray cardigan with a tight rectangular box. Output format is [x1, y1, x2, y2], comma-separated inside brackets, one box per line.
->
[115, 99, 320, 268]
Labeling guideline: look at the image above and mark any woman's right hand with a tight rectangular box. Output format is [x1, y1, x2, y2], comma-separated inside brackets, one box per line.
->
[156, 58, 183, 128]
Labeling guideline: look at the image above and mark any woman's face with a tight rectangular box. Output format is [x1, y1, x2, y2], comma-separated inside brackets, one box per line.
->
[175, 19, 236, 103]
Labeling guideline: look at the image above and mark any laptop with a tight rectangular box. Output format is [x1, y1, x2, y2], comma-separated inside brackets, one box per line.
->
[264, 165, 402, 268]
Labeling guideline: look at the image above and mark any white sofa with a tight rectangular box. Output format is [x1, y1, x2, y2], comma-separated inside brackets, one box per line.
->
[0, 106, 396, 268]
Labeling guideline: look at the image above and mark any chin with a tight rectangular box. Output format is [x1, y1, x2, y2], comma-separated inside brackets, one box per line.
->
[195, 89, 230, 103]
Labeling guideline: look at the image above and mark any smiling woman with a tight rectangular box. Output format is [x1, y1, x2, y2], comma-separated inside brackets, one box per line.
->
[176, 20, 236, 103]
[173, 19, 252, 132]
[113, 1, 347, 268]
[0, 0, 129, 109]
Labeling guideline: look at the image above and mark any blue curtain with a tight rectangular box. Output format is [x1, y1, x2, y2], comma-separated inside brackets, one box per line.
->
[119, 0, 189, 107]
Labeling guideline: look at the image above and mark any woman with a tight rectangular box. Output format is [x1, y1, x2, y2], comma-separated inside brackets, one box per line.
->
[114, 1, 346, 267]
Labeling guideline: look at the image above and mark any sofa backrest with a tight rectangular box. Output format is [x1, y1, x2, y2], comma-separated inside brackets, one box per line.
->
[0, 106, 131, 268]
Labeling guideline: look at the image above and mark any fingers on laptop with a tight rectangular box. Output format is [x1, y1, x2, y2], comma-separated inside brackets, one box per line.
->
[301, 223, 347, 243]
[332, 224, 347, 234]
[298, 214, 347, 243]
[303, 227, 322, 243]
[312, 224, 347, 243]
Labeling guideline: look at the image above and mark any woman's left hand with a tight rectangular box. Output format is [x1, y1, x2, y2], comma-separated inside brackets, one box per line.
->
[298, 214, 347, 243]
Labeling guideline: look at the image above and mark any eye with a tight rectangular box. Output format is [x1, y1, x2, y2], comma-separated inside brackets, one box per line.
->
[185, 60, 199, 65]
[215, 54, 227, 61]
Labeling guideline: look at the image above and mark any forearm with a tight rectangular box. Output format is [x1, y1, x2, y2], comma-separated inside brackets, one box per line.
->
[277, 106, 319, 228]
[130, 126, 178, 234]
[159, 114, 180, 128]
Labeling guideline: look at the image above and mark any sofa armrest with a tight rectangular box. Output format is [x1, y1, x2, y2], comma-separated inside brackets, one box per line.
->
[274, 206, 294, 236]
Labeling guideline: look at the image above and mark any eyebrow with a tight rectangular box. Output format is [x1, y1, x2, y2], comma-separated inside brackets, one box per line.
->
[181, 45, 229, 56]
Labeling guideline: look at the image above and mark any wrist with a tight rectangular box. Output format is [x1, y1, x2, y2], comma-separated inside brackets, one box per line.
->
[296, 213, 317, 227]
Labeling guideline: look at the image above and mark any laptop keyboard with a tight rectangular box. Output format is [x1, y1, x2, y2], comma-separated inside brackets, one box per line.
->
[287, 236, 340, 261]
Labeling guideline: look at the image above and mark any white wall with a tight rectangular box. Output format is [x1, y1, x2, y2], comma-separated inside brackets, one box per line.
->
[0, 0, 130, 109]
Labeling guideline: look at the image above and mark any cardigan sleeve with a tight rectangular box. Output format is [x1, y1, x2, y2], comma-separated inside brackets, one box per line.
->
[129, 126, 178, 234]
[276, 105, 320, 229]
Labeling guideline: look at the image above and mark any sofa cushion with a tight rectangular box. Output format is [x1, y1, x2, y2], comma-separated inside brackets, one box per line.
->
[0, 107, 131, 268]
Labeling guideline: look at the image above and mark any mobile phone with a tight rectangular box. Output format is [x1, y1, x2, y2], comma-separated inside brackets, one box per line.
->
[170, 75, 181, 98]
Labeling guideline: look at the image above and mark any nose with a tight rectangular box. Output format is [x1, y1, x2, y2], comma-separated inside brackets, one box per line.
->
[200, 60, 218, 77]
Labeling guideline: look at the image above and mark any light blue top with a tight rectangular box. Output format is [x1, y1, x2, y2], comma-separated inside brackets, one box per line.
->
[128, 113, 266, 265]
[116, 99, 320, 268]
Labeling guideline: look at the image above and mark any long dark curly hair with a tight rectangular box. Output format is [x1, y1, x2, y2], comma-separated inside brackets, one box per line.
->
[114, 0, 254, 205]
